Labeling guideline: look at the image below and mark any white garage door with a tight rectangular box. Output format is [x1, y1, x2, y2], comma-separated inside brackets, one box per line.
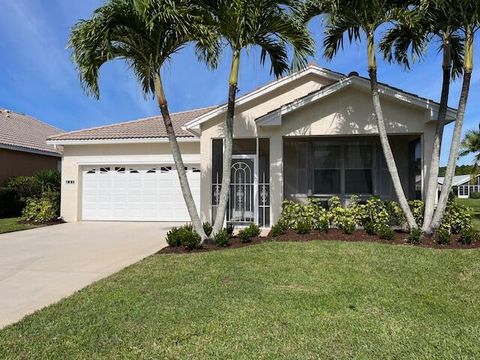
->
[82, 165, 201, 221]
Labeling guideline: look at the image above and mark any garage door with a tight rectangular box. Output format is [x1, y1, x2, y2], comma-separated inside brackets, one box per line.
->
[82, 165, 201, 221]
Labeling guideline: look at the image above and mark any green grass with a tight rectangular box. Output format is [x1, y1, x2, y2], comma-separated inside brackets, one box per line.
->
[1, 242, 480, 359]
[0, 217, 38, 234]
[457, 198, 480, 231]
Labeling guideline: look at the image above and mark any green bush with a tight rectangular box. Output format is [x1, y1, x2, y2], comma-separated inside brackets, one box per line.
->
[296, 221, 311, 235]
[459, 227, 478, 245]
[22, 197, 58, 223]
[238, 229, 252, 243]
[36, 170, 61, 192]
[271, 221, 287, 237]
[408, 200, 425, 227]
[166, 227, 182, 247]
[226, 223, 235, 237]
[203, 222, 213, 237]
[166, 225, 201, 249]
[214, 229, 230, 247]
[361, 196, 390, 231]
[408, 228, 423, 245]
[364, 221, 376, 235]
[0, 187, 22, 218]
[470, 192, 480, 199]
[5, 176, 42, 202]
[378, 225, 395, 241]
[443, 200, 472, 234]
[246, 224, 260, 237]
[436, 227, 451, 245]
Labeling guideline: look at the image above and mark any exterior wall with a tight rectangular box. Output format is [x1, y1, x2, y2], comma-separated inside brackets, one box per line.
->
[0, 148, 59, 185]
[60, 142, 200, 222]
[199, 79, 435, 225]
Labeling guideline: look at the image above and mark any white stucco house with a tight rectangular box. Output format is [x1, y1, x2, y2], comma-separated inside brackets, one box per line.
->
[47, 64, 456, 227]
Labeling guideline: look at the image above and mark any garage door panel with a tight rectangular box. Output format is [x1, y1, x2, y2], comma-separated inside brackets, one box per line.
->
[82, 165, 200, 221]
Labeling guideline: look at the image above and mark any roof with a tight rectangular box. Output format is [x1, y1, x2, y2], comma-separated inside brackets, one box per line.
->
[48, 107, 217, 143]
[0, 109, 62, 156]
[438, 175, 478, 186]
[185, 64, 457, 133]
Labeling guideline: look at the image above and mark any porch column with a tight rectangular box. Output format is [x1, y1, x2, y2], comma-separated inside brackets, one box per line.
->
[270, 132, 283, 224]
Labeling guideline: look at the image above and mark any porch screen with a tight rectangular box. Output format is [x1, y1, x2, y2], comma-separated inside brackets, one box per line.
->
[285, 138, 375, 199]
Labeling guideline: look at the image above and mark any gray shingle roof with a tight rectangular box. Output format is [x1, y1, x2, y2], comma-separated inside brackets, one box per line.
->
[0, 109, 62, 156]
[49, 107, 217, 141]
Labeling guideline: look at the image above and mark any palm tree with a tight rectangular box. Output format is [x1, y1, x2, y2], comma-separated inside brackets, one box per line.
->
[198, 0, 314, 235]
[69, 0, 218, 240]
[431, 0, 479, 230]
[303, 0, 418, 229]
[379, 0, 464, 233]
[460, 125, 480, 175]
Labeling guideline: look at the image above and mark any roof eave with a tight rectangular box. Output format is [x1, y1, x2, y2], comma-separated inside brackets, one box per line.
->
[0, 143, 61, 157]
[46, 137, 199, 146]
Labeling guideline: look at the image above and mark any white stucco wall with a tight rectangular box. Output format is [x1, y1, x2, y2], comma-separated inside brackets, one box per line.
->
[60, 142, 200, 222]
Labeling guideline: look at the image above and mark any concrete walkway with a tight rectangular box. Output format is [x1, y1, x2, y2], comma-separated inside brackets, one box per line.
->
[0, 221, 172, 328]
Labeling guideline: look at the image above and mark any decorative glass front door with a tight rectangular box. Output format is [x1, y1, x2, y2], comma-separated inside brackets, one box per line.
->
[227, 156, 256, 224]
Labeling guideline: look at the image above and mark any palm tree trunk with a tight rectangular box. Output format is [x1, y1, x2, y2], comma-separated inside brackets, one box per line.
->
[154, 72, 207, 240]
[422, 40, 452, 234]
[431, 29, 474, 230]
[367, 33, 417, 230]
[212, 50, 240, 235]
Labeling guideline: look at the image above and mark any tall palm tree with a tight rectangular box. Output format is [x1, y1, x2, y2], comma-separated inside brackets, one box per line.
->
[460, 125, 480, 175]
[303, 0, 418, 229]
[431, 0, 479, 230]
[379, 0, 464, 233]
[198, 0, 314, 235]
[69, 0, 218, 240]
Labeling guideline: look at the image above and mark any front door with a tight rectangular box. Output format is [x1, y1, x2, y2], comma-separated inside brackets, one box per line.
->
[227, 156, 256, 224]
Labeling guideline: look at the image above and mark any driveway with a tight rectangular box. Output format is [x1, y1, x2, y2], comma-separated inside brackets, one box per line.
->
[0, 221, 172, 328]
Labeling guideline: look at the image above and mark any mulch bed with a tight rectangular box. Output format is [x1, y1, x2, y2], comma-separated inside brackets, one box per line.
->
[17, 219, 65, 226]
[157, 228, 480, 255]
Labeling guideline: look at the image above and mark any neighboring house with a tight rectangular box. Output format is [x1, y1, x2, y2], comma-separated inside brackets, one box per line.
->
[438, 174, 480, 198]
[0, 109, 62, 185]
[48, 64, 456, 227]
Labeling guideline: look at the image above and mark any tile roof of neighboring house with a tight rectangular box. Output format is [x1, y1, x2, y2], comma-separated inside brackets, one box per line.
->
[0, 109, 62, 156]
[48, 106, 217, 141]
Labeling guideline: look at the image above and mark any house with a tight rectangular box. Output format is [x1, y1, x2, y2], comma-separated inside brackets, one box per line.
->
[47, 64, 456, 227]
[438, 174, 480, 198]
[0, 109, 62, 185]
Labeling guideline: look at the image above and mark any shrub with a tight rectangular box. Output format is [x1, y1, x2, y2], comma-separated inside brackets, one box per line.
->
[5, 176, 42, 202]
[378, 225, 395, 241]
[245, 224, 260, 237]
[166, 225, 201, 249]
[238, 228, 252, 243]
[361, 196, 390, 231]
[459, 227, 478, 245]
[471, 191, 480, 199]
[364, 221, 376, 235]
[203, 222, 213, 237]
[180, 228, 201, 250]
[166, 227, 182, 247]
[436, 227, 451, 245]
[214, 229, 230, 247]
[271, 221, 287, 237]
[36, 170, 61, 192]
[408, 200, 425, 227]
[226, 223, 235, 237]
[22, 197, 57, 223]
[340, 218, 356, 234]
[0, 187, 22, 218]
[296, 220, 311, 234]
[408, 227, 423, 245]
[443, 200, 472, 234]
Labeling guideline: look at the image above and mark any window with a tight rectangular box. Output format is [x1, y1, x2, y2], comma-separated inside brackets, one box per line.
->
[313, 145, 342, 194]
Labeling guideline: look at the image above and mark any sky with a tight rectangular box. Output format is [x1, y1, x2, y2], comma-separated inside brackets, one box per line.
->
[0, 0, 479, 166]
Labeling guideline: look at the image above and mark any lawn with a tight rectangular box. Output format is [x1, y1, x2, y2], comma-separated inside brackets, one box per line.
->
[457, 198, 480, 231]
[0, 217, 38, 235]
[1, 241, 480, 359]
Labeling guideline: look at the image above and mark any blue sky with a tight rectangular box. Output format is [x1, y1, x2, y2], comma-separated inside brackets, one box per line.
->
[0, 0, 479, 166]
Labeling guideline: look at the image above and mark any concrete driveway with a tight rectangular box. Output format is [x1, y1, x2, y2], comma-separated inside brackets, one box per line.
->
[0, 221, 172, 328]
